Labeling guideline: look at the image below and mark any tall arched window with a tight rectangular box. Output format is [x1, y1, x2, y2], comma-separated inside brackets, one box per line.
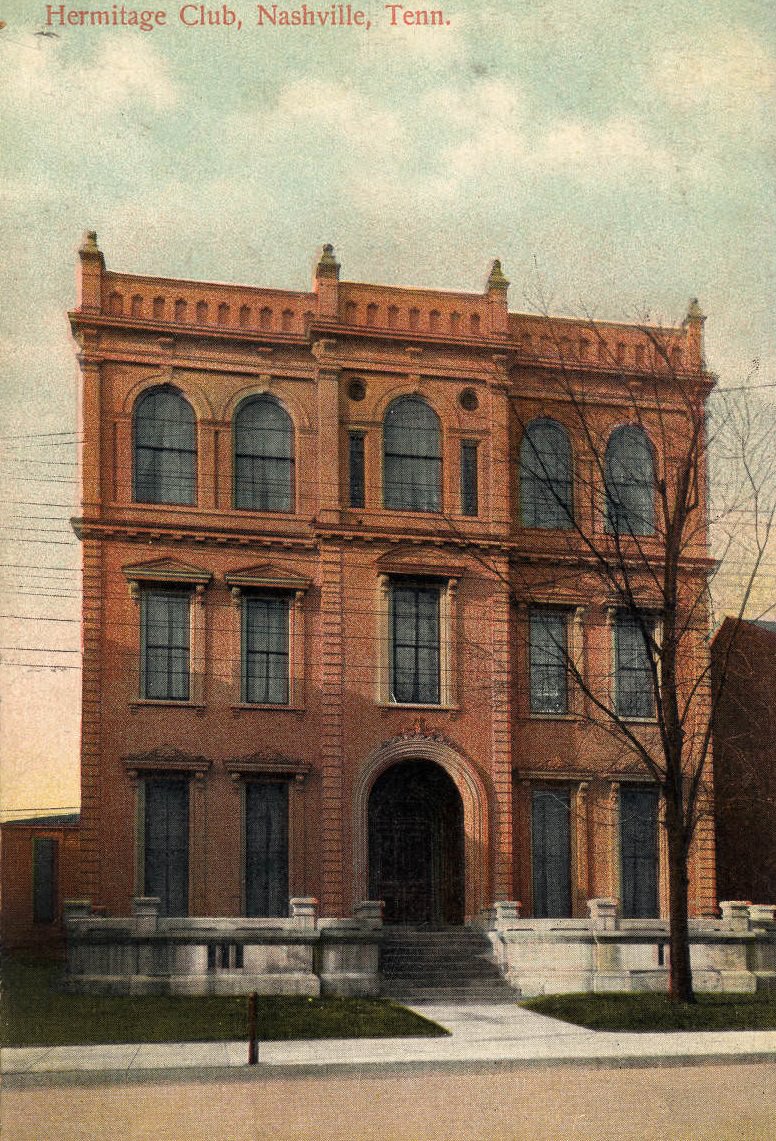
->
[605, 425, 655, 535]
[520, 419, 573, 528]
[133, 386, 196, 505]
[234, 395, 294, 512]
[383, 396, 441, 512]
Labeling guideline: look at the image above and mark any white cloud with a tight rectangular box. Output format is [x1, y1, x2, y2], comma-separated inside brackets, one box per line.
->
[1, 35, 178, 121]
[534, 117, 675, 182]
[423, 79, 528, 175]
[271, 77, 404, 150]
[653, 27, 776, 125]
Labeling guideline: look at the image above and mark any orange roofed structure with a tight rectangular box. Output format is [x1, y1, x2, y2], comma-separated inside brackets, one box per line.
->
[67, 236, 717, 993]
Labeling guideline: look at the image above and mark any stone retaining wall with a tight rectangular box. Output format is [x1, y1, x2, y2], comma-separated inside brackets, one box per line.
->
[479, 899, 776, 996]
[64, 898, 382, 997]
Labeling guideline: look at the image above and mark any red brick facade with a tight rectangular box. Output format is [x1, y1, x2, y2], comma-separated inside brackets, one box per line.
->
[69, 235, 716, 924]
[0, 815, 80, 950]
[713, 618, 776, 904]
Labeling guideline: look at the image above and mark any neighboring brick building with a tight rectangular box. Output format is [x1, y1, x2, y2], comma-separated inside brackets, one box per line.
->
[713, 618, 776, 904]
[68, 234, 716, 932]
[0, 814, 80, 951]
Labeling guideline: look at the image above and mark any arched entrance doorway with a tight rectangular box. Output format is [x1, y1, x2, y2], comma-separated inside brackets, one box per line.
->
[368, 760, 465, 925]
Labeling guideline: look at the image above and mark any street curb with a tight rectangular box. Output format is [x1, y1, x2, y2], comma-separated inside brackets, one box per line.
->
[5, 1050, 776, 1089]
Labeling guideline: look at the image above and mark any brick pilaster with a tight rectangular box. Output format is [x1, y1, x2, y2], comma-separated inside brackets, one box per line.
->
[319, 542, 344, 916]
[490, 560, 513, 901]
[79, 537, 103, 903]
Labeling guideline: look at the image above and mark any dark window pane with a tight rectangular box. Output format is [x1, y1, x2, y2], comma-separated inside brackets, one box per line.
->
[615, 614, 654, 719]
[133, 386, 196, 505]
[620, 786, 659, 918]
[383, 396, 441, 512]
[520, 420, 573, 528]
[390, 583, 440, 704]
[530, 610, 567, 714]
[243, 595, 289, 704]
[460, 441, 478, 516]
[141, 589, 190, 701]
[349, 432, 365, 508]
[234, 396, 294, 512]
[145, 779, 189, 917]
[245, 782, 289, 917]
[32, 838, 57, 923]
[532, 789, 571, 918]
[605, 426, 655, 535]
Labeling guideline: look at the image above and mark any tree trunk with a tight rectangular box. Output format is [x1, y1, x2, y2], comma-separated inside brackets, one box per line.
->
[667, 818, 695, 1003]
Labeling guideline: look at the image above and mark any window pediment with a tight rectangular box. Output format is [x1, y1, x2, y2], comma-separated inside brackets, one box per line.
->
[376, 550, 465, 581]
[122, 558, 212, 587]
[122, 746, 211, 780]
[224, 563, 311, 592]
[225, 752, 311, 784]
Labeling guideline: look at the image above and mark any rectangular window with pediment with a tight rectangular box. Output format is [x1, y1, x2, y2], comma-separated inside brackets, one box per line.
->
[614, 612, 656, 720]
[242, 594, 290, 705]
[620, 785, 659, 918]
[529, 609, 568, 715]
[531, 787, 571, 918]
[140, 588, 190, 701]
[390, 582, 441, 705]
[144, 777, 189, 917]
[244, 781, 289, 917]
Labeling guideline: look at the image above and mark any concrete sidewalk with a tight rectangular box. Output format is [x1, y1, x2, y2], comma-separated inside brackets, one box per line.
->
[5, 1002, 776, 1083]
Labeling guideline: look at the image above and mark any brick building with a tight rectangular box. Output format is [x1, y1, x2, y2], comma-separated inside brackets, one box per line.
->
[0, 814, 80, 951]
[713, 618, 776, 905]
[69, 234, 716, 935]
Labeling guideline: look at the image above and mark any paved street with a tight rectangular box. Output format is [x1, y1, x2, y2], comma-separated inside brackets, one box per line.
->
[5, 1003, 776, 1139]
[2, 1060, 775, 1140]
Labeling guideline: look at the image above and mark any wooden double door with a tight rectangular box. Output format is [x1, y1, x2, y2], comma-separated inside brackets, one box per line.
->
[368, 760, 464, 926]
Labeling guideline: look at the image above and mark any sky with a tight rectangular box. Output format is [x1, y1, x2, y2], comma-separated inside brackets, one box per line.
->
[1, 0, 775, 819]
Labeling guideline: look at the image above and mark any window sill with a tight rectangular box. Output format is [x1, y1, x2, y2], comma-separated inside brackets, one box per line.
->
[617, 715, 658, 725]
[230, 703, 304, 713]
[520, 523, 575, 533]
[528, 711, 578, 721]
[130, 699, 205, 711]
[380, 701, 458, 711]
[231, 506, 295, 518]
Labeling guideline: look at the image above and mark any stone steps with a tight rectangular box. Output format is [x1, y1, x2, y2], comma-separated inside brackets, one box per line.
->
[379, 927, 516, 1002]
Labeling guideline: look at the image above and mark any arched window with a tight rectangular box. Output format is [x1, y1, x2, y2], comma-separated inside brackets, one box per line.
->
[133, 386, 196, 505]
[520, 419, 573, 529]
[234, 395, 294, 512]
[605, 425, 655, 535]
[383, 396, 441, 512]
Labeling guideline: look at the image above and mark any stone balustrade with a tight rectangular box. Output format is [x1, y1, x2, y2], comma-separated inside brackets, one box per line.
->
[479, 899, 776, 997]
[64, 897, 382, 998]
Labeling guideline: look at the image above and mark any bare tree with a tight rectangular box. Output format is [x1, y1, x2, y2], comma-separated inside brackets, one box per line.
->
[452, 301, 776, 1003]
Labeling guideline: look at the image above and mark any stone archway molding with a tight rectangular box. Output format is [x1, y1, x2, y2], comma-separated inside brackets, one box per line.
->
[352, 731, 491, 922]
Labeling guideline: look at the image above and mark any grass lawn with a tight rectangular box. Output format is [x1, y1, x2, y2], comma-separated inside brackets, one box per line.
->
[0, 955, 447, 1048]
[524, 991, 776, 1032]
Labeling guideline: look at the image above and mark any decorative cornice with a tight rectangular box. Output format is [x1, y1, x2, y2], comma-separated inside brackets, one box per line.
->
[75, 518, 318, 551]
[225, 564, 311, 592]
[225, 752, 311, 784]
[375, 549, 466, 579]
[123, 746, 211, 780]
[514, 760, 657, 781]
[122, 557, 212, 585]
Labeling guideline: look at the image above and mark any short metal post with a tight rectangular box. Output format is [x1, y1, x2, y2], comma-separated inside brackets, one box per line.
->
[247, 991, 259, 1065]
